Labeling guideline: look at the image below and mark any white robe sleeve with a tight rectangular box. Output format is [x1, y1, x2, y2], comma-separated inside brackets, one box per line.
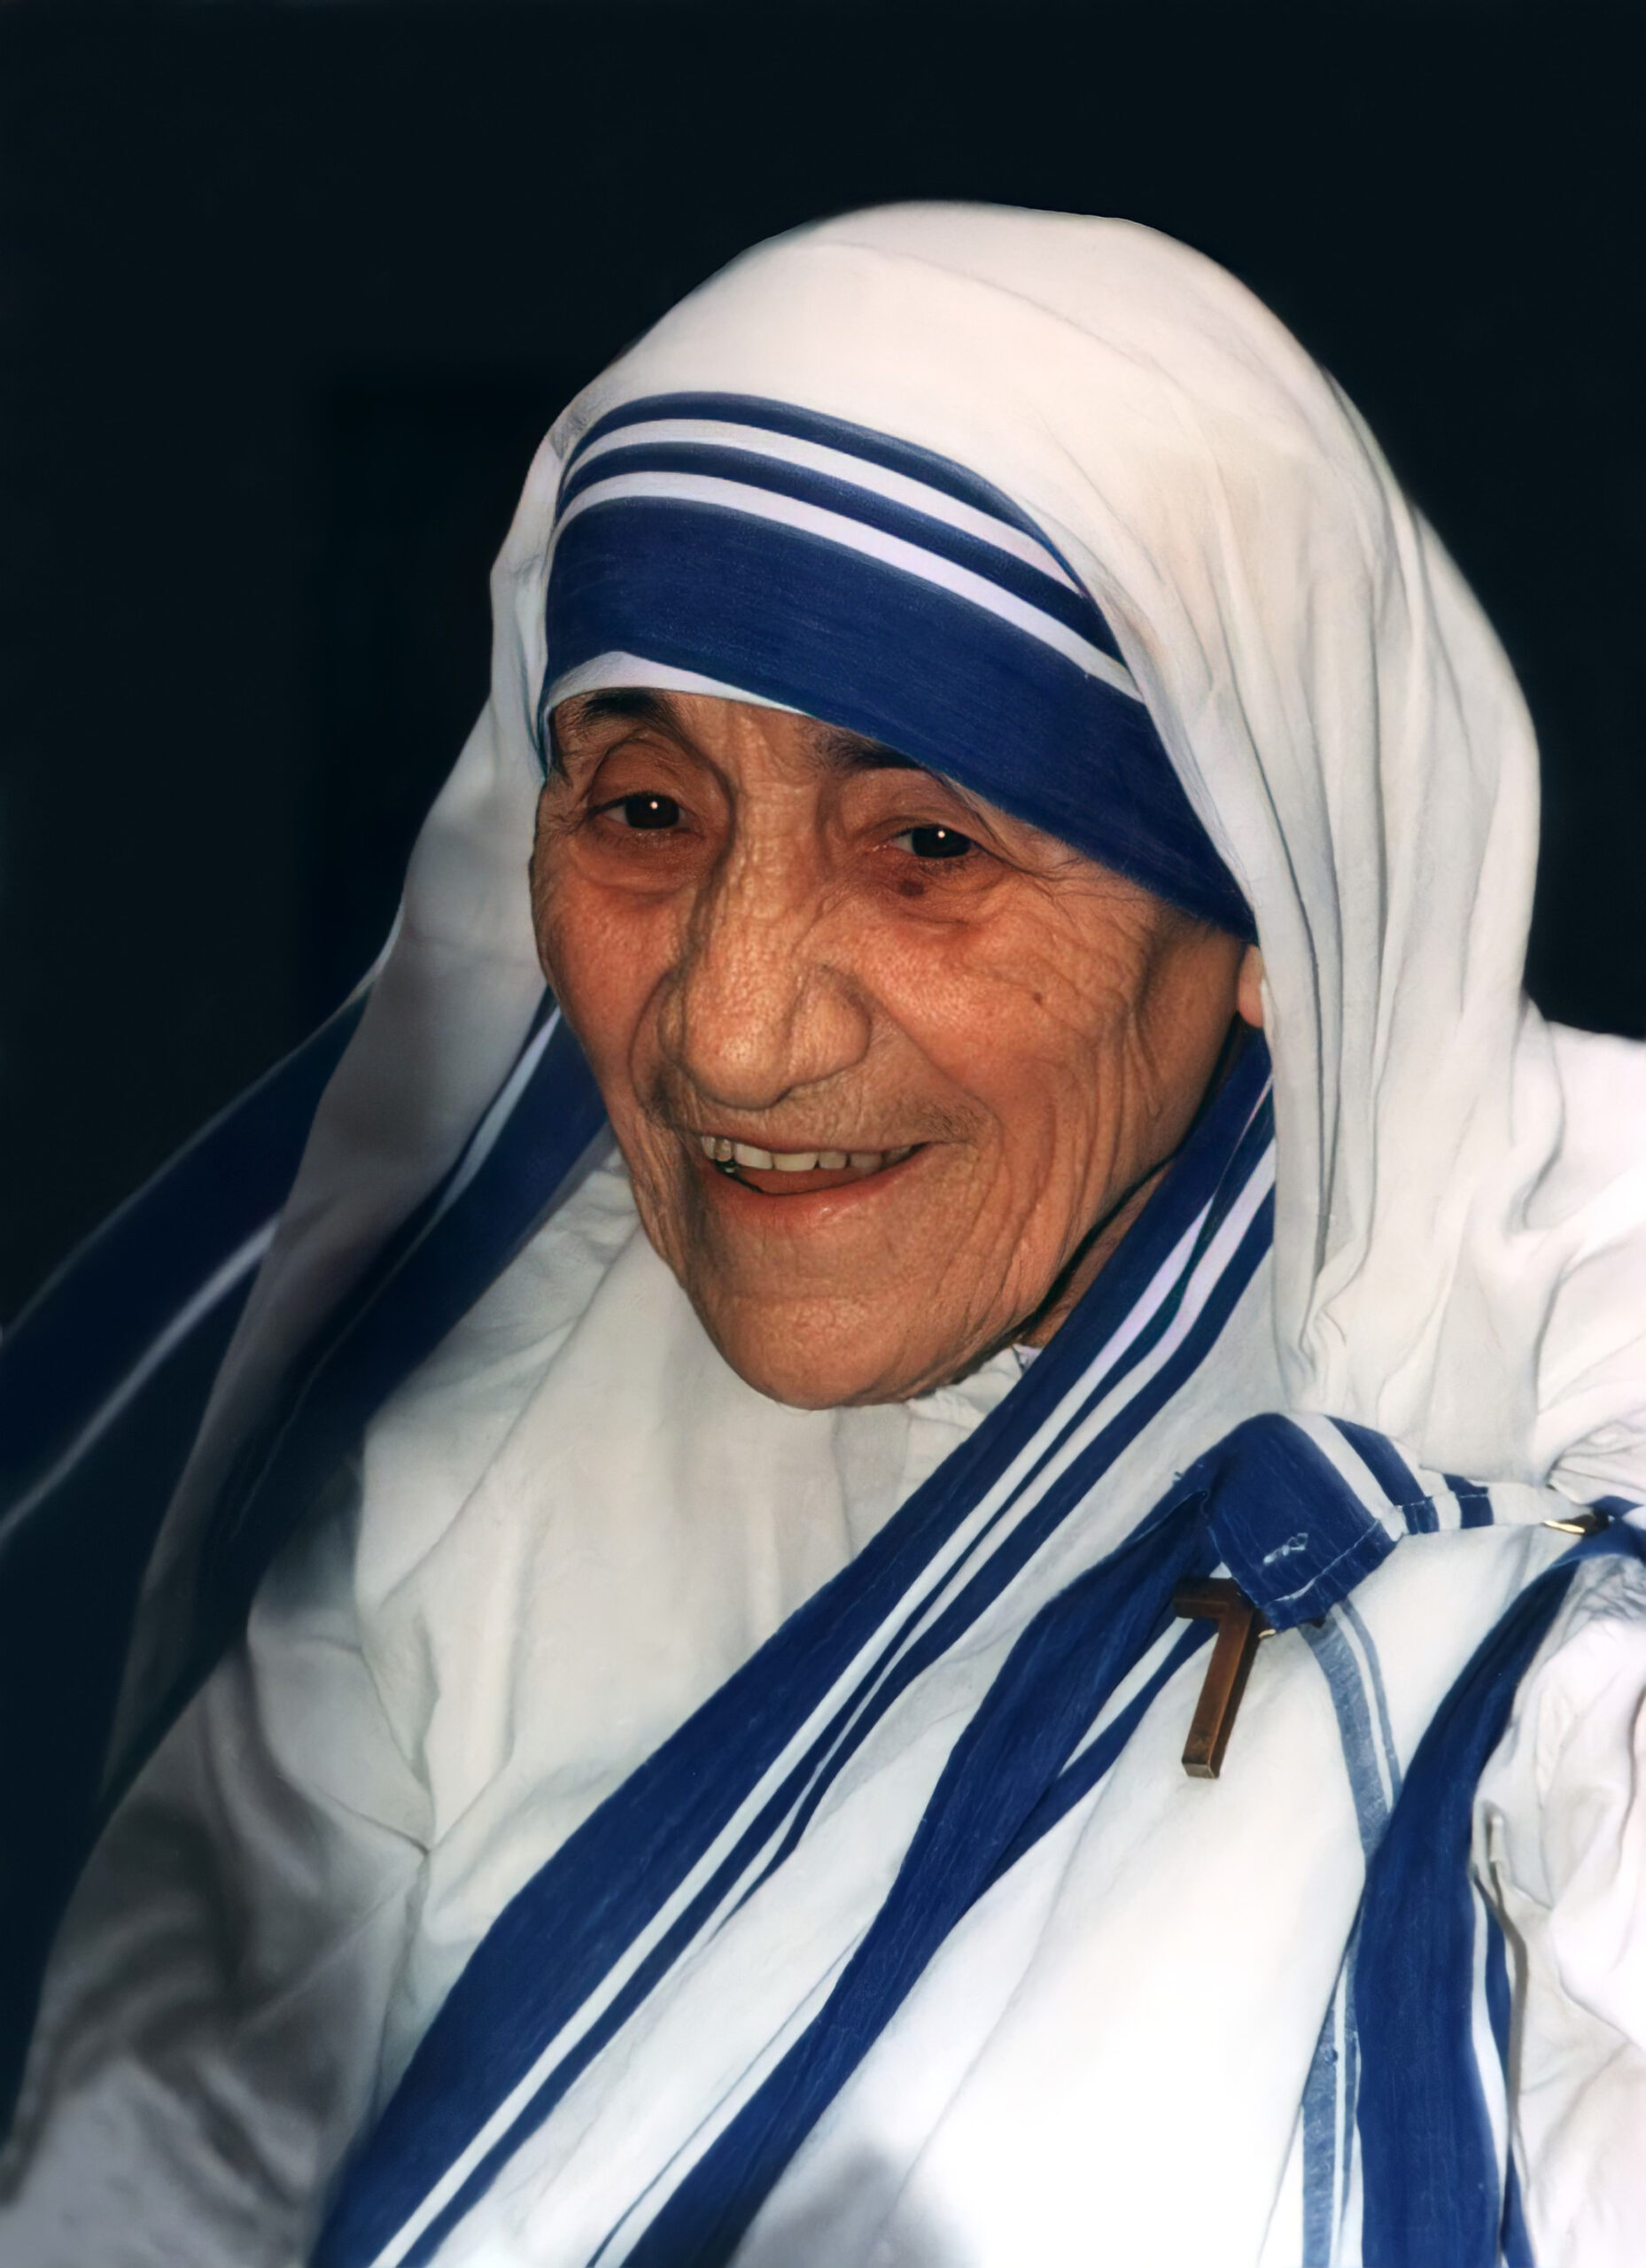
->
[1474, 1546, 1646, 2268]
[0, 1476, 429, 2268]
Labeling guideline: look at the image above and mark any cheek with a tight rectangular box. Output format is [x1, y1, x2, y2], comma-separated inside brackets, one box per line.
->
[534, 873, 672, 1096]
[855, 905, 1189, 1264]
[866, 915, 1138, 1122]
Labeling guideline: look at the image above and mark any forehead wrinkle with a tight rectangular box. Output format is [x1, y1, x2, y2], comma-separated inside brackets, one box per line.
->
[804, 719, 923, 776]
[553, 689, 928, 780]
[804, 722, 1007, 843]
[551, 689, 972, 811]
[548, 687, 679, 776]
[567, 688, 677, 730]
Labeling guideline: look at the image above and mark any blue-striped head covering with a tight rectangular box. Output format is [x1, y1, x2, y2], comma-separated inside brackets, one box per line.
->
[539, 390, 1254, 937]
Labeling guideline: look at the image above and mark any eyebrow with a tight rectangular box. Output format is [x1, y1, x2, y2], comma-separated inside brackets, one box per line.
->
[810, 722, 921, 774]
[548, 689, 922, 778]
[547, 688, 671, 773]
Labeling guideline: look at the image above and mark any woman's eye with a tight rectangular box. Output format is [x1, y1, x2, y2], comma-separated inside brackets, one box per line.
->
[891, 824, 975, 860]
[603, 793, 682, 830]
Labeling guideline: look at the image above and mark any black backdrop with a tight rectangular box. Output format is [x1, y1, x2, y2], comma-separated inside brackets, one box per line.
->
[3, 0, 1642, 1319]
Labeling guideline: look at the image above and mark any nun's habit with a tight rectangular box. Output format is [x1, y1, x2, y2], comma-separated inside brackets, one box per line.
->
[2, 206, 1644, 2268]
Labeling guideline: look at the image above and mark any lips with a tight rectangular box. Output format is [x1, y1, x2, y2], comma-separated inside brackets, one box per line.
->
[693, 1131, 919, 1199]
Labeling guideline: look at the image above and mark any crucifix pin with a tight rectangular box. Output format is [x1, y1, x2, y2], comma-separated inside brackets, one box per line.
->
[1170, 1577, 1269, 1778]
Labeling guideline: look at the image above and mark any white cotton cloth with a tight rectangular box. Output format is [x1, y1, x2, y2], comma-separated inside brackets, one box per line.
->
[1473, 1551, 1646, 2268]
[6, 206, 1643, 2264]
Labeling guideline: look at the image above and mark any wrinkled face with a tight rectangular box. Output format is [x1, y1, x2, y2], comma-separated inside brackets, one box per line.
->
[532, 691, 1254, 1407]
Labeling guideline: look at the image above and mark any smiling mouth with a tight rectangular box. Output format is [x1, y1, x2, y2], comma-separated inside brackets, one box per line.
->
[693, 1132, 918, 1197]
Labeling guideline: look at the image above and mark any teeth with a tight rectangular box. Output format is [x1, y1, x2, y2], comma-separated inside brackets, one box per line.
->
[696, 1134, 918, 1174]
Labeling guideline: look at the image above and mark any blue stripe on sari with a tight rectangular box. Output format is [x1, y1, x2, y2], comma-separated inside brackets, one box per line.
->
[1330, 1418, 1423, 1513]
[1447, 1476, 1497, 1530]
[1339, 1596, 1402, 1809]
[1355, 1522, 1646, 2268]
[563, 393, 1090, 593]
[1300, 1947, 1359, 2267]
[985, 1621, 1210, 1881]
[555, 441, 1100, 644]
[1296, 1594, 1401, 2260]
[1485, 1911, 1536, 2268]
[1301, 1614, 1394, 1859]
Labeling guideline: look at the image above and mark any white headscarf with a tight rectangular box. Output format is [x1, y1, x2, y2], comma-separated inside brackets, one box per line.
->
[171, 198, 1644, 1559]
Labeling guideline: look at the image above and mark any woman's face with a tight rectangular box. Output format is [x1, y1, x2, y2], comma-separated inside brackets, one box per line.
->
[532, 691, 1256, 1407]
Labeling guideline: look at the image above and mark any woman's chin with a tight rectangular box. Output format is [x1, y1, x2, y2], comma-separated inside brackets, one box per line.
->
[701, 1303, 974, 1410]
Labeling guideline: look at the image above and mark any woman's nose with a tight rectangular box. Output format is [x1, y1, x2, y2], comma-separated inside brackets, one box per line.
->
[664, 849, 872, 1113]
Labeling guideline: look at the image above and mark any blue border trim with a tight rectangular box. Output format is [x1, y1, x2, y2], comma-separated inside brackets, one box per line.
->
[565, 393, 1077, 570]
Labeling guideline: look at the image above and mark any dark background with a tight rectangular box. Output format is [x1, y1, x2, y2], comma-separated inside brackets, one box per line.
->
[3, 0, 1642, 1321]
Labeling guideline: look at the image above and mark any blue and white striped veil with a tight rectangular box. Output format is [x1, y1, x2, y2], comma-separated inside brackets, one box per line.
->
[539, 389, 1252, 934]
[3, 202, 1643, 2264]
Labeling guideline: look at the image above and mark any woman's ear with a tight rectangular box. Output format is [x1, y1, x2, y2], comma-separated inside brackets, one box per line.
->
[1236, 944, 1264, 1029]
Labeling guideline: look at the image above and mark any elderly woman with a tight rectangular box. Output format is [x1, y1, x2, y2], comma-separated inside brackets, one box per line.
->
[2, 206, 1643, 2268]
